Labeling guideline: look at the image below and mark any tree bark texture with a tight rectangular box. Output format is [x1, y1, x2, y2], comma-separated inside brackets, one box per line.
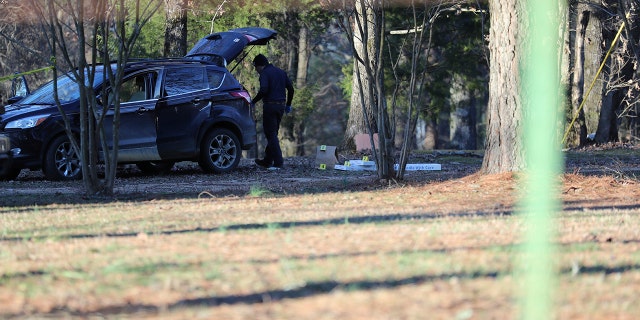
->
[569, 9, 589, 147]
[294, 25, 309, 156]
[481, 0, 525, 173]
[341, 1, 376, 151]
[163, 0, 188, 57]
[342, 42, 374, 151]
[580, 1, 604, 136]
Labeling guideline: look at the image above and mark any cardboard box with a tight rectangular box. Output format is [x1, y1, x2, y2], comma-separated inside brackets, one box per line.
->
[314, 145, 338, 170]
[354, 133, 379, 152]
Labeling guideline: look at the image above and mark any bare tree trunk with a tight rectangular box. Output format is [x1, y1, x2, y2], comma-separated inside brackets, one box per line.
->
[569, 9, 590, 146]
[36, 0, 160, 196]
[342, 33, 374, 151]
[481, 0, 525, 173]
[164, 0, 188, 57]
[296, 26, 309, 89]
[596, 89, 620, 142]
[581, 1, 604, 137]
[294, 25, 309, 156]
[338, 0, 393, 179]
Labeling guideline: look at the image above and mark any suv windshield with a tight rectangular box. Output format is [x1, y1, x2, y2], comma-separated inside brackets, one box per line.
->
[20, 71, 104, 105]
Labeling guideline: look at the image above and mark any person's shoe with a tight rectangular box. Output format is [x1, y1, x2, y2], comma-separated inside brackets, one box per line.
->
[255, 159, 270, 168]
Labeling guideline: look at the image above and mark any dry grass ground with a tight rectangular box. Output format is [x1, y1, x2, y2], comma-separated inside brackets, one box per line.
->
[1, 146, 639, 319]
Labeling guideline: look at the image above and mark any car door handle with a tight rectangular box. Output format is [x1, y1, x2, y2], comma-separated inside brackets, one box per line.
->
[136, 107, 150, 114]
[191, 98, 202, 104]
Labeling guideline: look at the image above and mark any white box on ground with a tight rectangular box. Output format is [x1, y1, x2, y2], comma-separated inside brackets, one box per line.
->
[348, 160, 376, 167]
[335, 165, 366, 171]
[395, 163, 441, 171]
[334, 161, 441, 171]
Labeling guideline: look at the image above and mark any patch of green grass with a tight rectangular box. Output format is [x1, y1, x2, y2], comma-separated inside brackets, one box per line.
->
[249, 184, 273, 197]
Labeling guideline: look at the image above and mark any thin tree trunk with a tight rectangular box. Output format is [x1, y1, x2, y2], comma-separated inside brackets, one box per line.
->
[295, 25, 309, 156]
[596, 89, 620, 142]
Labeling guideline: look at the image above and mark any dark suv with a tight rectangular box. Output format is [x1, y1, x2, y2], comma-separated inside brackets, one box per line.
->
[0, 27, 276, 181]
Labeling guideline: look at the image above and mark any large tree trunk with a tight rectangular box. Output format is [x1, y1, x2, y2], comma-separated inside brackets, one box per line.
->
[342, 39, 374, 151]
[163, 0, 188, 57]
[341, 0, 376, 151]
[481, 0, 525, 173]
[580, 1, 603, 139]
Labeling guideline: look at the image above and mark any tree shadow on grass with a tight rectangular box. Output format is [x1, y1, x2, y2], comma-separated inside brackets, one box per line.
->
[16, 262, 640, 318]
[0, 210, 514, 242]
[4, 201, 640, 242]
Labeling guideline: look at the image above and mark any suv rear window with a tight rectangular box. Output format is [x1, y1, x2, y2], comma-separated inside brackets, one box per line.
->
[164, 67, 206, 96]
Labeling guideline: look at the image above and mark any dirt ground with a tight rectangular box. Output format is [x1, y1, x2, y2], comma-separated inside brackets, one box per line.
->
[1, 143, 639, 209]
[1, 150, 482, 206]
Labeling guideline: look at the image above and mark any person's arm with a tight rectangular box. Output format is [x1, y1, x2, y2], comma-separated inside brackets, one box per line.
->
[252, 91, 264, 104]
[252, 73, 268, 103]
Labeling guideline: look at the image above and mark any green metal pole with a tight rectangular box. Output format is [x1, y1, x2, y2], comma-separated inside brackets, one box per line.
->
[521, 0, 565, 319]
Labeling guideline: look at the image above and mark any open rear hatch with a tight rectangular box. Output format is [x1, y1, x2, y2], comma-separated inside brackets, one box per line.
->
[186, 27, 277, 68]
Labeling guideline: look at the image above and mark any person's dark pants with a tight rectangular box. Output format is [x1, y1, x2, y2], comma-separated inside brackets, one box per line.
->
[262, 103, 285, 167]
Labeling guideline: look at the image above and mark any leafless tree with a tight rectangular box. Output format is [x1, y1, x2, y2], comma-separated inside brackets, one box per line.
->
[30, 0, 161, 195]
[338, 0, 395, 179]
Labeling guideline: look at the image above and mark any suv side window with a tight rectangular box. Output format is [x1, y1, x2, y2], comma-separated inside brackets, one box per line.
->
[164, 67, 206, 96]
[207, 69, 225, 90]
[120, 75, 149, 102]
[106, 72, 157, 105]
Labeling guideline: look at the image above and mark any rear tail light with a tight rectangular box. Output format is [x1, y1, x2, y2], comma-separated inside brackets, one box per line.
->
[229, 90, 255, 120]
[230, 91, 252, 105]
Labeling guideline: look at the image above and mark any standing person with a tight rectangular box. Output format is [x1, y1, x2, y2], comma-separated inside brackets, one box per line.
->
[252, 54, 294, 169]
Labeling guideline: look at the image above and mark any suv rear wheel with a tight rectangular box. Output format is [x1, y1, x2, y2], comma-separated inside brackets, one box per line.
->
[43, 135, 82, 181]
[199, 128, 241, 174]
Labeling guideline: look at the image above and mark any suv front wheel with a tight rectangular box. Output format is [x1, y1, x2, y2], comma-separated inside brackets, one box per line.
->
[199, 128, 241, 174]
[43, 135, 82, 181]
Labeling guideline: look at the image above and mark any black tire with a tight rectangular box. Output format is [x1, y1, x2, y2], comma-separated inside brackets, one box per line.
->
[136, 161, 175, 175]
[43, 135, 82, 181]
[198, 128, 241, 174]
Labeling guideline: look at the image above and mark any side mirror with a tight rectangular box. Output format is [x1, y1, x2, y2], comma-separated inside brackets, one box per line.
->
[11, 74, 30, 98]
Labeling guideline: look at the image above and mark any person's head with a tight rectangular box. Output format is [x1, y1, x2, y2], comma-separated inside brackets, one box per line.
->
[253, 54, 269, 72]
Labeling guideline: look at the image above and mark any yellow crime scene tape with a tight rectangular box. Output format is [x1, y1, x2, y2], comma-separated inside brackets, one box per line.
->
[0, 66, 54, 83]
